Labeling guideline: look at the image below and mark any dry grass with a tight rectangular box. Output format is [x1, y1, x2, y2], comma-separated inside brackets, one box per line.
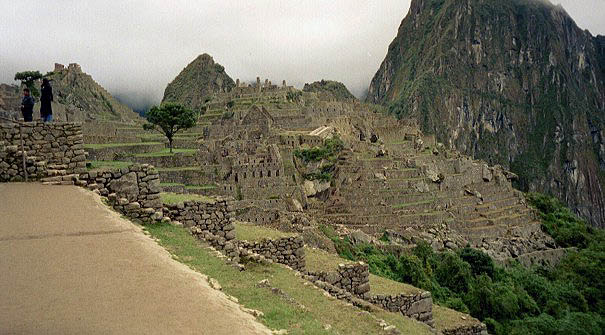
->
[369, 274, 422, 296]
[160, 192, 214, 205]
[234, 223, 296, 242]
[304, 247, 355, 273]
[144, 223, 433, 335]
[433, 305, 482, 332]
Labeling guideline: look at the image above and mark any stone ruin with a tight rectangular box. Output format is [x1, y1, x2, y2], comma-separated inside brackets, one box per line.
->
[0, 118, 497, 334]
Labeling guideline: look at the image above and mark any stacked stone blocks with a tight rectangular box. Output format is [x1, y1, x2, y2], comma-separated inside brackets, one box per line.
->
[77, 164, 163, 222]
[0, 122, 86, 182]
[304, 261, 435, 327]
[237, 236, 305, 271]
[163, 198, 240, 262]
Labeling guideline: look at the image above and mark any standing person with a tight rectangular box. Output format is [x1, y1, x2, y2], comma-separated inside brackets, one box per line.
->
[20, 88, 35, 122]
[40, 78, 53, 122]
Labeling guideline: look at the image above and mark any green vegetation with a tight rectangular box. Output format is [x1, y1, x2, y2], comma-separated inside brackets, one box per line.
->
[133, 148, 197, 157]
[294, 137, 344, 163]
[84, 142, 162, 149]
[185, 184, 217, 190]
[320, 194, 605, 335]
[156, 166, 200, 172]
[234, 223, 296, 242]
[143, 103, 198, 153]
[294, 137, 344, 182]
[14, 70, 43, 97]
[302, 80, 356, 101]
[286, 91, 302, 102]
[160, 192, 213, 205]
[87, 160, 133, 170]
[143, 223, 433, 335]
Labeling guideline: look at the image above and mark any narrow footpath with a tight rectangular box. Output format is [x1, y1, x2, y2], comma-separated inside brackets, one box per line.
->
[0, 183, 271, 335]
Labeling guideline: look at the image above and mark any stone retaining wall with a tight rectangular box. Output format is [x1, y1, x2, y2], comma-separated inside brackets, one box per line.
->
[0, 122, 86, 180]
[307, 263, 370, 296]
[442, 324, 488, 335]
[77, 164, 163, 222]
[0, 141, 47, 181]
[163, 198, 240, 262]
[238, 236, 305, 271]
[369, 293, 434, 327]
[304, 261, 435, 327]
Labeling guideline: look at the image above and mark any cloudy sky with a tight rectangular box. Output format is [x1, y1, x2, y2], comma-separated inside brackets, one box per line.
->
[1, 0, 604, 110]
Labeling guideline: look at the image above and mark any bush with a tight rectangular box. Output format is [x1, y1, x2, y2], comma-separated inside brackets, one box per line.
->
[526, 193, 593, 248]
[294, 137, 344, 163]
[459, 247, 494, 277]
[318, 193, 605, 335]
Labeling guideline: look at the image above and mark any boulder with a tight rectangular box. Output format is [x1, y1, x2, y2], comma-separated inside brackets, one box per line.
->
[286, 197, 303, 212]
[482, 164, 493, 182]
[303, 180, 331, 198]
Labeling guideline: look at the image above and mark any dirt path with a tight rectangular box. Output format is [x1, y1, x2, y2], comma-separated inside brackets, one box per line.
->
[0, 183, 271, 335]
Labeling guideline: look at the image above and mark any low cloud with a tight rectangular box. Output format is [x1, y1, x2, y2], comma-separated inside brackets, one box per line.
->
[0, 0, 603, 110]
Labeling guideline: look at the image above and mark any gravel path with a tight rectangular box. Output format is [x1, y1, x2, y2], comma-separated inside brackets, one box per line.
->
[0, 183, 271, 335]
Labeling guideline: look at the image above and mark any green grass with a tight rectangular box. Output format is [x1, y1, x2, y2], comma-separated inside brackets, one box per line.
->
[87, 160, 133, 170]
[432, 305, 480, 332]
[185, 184, 217, 190]
[156, 167, 200, 172]
[305, 247, 355, 273]
[159, 182, 184, 187]
[84, 142, 162, 149]
[160, 192, 214, 205]
[369, 274, 422, 296]
[234, 223, 296, 242]
[144, 223, 432, 335]
[133, 148, 198, 157]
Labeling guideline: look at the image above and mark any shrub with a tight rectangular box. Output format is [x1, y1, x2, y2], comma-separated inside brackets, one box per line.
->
[459, 247, 494, 277]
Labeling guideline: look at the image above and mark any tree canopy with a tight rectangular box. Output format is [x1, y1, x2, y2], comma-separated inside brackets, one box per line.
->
[143, 103, 198, 152]
[14, 71, 43, 97]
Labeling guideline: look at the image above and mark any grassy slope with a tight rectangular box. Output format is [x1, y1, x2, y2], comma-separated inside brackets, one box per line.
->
[144, 223, 432, 335]
[160, 192, 214, 205]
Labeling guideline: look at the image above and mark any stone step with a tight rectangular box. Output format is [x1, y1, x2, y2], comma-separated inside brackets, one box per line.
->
[46, 169, 67, 177]
[47, 164, 68, 170]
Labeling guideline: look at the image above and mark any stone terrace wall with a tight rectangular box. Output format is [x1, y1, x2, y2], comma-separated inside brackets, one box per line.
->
[307, 263, 371, 296]
[0, 122, 86, 180]
[77, 164, 163, 222]
[304, 262, 435, 327]
[0, 141, 47, 181]
[238, 236, 305, 271]
[163, 199, 240, 262]
[442, 324, 488, 335]
[369, 292, 434, 327]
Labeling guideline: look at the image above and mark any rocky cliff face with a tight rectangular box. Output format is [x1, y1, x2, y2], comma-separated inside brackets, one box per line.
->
[46, 64, 139, 122]
[0, 64, 139, 123]
[162, 54, 235, 113]
[303, 80, 356, 101]
[366, 0, 605, 227]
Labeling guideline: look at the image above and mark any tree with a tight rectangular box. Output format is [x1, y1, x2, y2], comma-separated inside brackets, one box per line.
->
[14, 71, 43, 97]
[143, 103, 198, 153]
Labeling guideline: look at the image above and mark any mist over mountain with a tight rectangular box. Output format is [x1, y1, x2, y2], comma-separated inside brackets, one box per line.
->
[0, 1, 603, 109]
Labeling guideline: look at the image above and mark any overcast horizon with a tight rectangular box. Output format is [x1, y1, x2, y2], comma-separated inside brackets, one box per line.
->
[1, 0, 604, 111]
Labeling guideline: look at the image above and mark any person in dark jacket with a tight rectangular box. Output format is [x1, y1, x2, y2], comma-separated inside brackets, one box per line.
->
[20, 88, 35, 122]
[40, 78, 53, 122]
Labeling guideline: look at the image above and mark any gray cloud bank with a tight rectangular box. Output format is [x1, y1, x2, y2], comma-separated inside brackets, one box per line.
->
[1, 0, 603, 111]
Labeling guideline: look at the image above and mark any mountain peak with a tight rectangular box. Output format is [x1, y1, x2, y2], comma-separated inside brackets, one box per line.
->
[162, 53, 235, 112]
[366, 0, 605, 226]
